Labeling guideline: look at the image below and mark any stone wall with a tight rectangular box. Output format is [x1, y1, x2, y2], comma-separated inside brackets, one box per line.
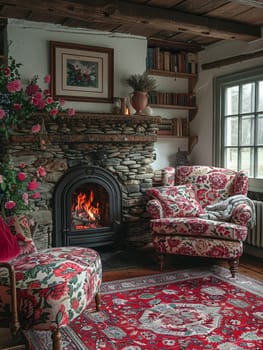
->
[1, 113, 161, 250]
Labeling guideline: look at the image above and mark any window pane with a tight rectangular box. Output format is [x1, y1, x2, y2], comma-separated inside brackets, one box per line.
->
[241, 83, 255, 113]
[225, 86, 239, 116]
[256, 148, 263, 178]
[258, 81, 263, 112]
[257, 115, 263, 145]
[225, 117, 238, 146]
[225, 148, 238, 170]
[241, 115, 254, 145]
[240, 148, 253, 177]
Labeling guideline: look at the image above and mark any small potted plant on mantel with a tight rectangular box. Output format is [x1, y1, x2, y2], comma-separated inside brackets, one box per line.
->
[126, 71, 156, 114]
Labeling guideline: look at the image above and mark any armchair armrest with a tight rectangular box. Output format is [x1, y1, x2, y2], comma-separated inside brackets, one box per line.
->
[231, 203, 255, 228]
[146, 199, 164, 219]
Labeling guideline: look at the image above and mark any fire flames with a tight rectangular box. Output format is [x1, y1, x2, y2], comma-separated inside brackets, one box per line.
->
[72, 190, 100, 229]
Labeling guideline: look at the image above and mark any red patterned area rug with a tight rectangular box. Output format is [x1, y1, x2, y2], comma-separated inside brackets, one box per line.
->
[25, 266, 263, 350]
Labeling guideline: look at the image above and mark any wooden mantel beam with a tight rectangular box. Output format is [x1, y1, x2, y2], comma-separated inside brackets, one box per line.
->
[0, 0, 261, 41]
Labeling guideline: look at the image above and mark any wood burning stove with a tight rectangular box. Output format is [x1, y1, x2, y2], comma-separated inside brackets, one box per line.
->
[52, 165, 122, 248]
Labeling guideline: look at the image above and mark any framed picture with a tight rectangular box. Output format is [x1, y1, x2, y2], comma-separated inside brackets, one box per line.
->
[50, 41, 114, 103]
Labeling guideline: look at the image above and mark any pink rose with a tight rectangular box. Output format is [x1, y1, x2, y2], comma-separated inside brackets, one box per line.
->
[4, 67, 11, 76]
[28, 180, 38, 191]
[44, 89, 51, 96]
[34, 92, 43, 100]
[46, 96, 53, 104]
[59, 99, 65, 106]
[44, 74, 51, 84]
[67, 108, 75, 117]
[37, 166, 46, 177]
[13, 103, 22, 110]
[32, 124, 41, 133]
[7, 80, 22, 92]
[31, 192, 40, 199]
[0, 109, 5, 120]
[17, 172, 26, 181]
[31, 96, 40, 106]
[19, 162, 26, 169]
[50, 108, 58, 116]
[26, 84, 39, 96]
[4, 200, 16, 210]
[37, 99, 46, 110]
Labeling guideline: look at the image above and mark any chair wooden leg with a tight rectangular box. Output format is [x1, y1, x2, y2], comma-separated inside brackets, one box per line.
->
[51, 327, 62, 350]
[157, 253, 165, 270]
[229, 258, 239, 278]
[95, 292, 101, 311]
[0, 263, 21, 335]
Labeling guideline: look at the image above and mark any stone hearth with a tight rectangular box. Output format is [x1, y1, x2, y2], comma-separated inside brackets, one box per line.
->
[1, 113, 161, 250]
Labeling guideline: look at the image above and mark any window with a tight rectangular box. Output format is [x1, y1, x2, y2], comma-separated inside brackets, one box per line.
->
[214, 66, 263, 192]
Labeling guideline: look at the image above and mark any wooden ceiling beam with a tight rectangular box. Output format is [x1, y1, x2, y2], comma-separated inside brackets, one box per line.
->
[0, 0, 261, 41]
[231, 0, 263, 9]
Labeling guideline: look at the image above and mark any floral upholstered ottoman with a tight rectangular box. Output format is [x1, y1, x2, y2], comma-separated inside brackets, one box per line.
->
[0, 244, 102, 349]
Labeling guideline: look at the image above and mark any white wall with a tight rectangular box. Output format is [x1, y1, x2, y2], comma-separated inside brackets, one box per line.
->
[7, 19, 147, 113]
[6, 19, 190, 170]
[191, 38, 263, 165]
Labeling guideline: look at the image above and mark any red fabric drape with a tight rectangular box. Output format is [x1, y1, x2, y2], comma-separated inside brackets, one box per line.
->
[0, 215, 20, 262]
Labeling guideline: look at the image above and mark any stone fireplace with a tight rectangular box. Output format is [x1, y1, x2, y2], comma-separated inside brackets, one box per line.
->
[1, 113, 161, 250]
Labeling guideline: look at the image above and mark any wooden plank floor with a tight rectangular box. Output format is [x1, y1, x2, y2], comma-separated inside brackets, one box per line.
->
[102, 247, 263, 282]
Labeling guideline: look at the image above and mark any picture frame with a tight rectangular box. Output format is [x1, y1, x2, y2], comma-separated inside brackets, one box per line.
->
[50, 41, 114, 103]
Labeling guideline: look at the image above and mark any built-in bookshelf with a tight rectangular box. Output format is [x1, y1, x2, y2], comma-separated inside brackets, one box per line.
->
[157, 117, 188, 136]
[146, 41, 199, 152]
[147, 46, 198, 75]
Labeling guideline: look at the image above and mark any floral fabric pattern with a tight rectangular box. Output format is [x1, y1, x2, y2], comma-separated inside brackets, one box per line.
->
[146, 199, 164, 219]
[152, 234, 243, 259]
[175, 166, 248, 208]
[162, 166, 175, 185]
[147, 184, 204, 218]
[7, 215, 37, 255]
[231, 203, 254, 226]
[150, 217, 247, 241]
[0, 246, 102, 331]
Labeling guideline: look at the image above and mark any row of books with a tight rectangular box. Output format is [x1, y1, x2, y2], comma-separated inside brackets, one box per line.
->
[147, 47, 198, 74]
[149, 92, 196, 107]
[158, 117, 189, 136]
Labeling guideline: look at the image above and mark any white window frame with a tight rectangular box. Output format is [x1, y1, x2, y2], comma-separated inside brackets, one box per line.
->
[213, 66, 263, 193]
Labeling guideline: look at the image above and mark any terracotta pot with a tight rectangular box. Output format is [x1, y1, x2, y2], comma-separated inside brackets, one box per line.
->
[130, 91, 148, 114]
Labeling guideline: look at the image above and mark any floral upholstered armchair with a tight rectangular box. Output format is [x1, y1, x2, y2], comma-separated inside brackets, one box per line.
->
[0, 214, 102, 350]
[147, 166, 255, 278]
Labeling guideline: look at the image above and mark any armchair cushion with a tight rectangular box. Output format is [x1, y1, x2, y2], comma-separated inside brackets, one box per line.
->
[175, 166, 248, 208]
[150, 217, 248, 241]
[147, 184, 204, 218]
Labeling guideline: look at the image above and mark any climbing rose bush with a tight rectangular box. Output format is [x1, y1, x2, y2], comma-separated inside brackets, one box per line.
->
[0, 57, 75, 139]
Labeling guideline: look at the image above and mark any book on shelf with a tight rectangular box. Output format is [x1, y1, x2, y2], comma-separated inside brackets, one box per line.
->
[186, 52, 198, 74]
[149, 92, 196, 107]
[157, 117, 189, 136]
[147, 47, 198, 74]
